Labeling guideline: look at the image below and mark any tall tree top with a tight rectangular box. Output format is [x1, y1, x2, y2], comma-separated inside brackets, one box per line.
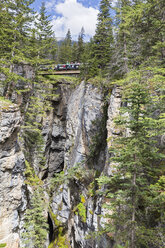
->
[65, 29, 72, 45]
[93, 0, 114, 71]
[36, 1, 54, 40]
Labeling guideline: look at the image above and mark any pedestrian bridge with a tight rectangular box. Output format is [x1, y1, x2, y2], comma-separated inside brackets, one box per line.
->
[39, 70, 80, 75]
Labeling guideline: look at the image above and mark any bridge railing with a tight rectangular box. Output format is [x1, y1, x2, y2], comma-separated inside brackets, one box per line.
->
[38, 63, 81, 72]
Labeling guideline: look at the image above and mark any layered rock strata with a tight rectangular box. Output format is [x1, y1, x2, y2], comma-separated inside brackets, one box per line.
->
[0, 100, 25, 248]
[42, 82, 122, 248]
[0, 80, 123, 248]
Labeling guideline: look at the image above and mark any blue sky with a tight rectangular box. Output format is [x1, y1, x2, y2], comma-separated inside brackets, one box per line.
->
[31, 0, 101, 40]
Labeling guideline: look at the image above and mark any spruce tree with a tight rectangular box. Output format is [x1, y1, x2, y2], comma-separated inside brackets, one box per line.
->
[109, 0, 132, 79]
[98, 71, 165, 247]
[0, 0, 35, 97]
[22, 1, 56, 165]
[80, 38, 99, 79]
[23, 175, 48, 248]
[35, 1, 57, 61]
[72, 41, 78, 62]
[92, 0, 114, 73]
[58, 29, 72, 63]
[77, 27, 85, 62]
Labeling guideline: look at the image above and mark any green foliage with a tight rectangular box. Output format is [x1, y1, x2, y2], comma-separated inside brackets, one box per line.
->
[80, 39, 99, 79]
[97, 69, 165, 247]
[48, 75, 79, 86]
[77, 27, 85, 62]
[0, 244, 6, 248]
[34, 1, 57, 61]
[0, 2, 55, 246]
[0, 1, 164, 248]
[48, 210, 70, 248]
[150, 175, 165, 229]
[0, 0, 34, 97]
[73, 195, 87, 223]
[57, 27, 86, 64]
[93, 0, 114, 71]
[58, 29, 72, 63]
[23, 161, 48, 248]
[76, 202, 86, 223]
[82, 0, 114, 78]
[49, 165, 91, 191]
[24, 160, 42, 185]
[22, 186, 48, 248]
[0, 97, 13, 110]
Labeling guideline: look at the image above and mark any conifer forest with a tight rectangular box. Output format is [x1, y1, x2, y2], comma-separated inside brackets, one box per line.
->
[0, 0, 165, 248]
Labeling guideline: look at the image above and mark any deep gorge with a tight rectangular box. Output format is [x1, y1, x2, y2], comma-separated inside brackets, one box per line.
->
[0, 75, 122, 248]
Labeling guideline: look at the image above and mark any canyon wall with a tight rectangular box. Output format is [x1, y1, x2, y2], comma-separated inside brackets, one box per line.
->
[41, 81, 122, 248]
[0, 78, 122, 248]
[0, 100, 26, 248]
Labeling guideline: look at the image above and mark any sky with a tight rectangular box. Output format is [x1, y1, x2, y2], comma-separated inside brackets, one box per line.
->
[31, 0, 101, 41]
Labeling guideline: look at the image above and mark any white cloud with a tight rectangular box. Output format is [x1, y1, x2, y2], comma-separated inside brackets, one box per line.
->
[45, 0, 56, 11]
[49, 0, 99, 40]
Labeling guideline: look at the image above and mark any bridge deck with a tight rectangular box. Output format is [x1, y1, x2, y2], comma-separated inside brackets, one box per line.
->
[39, 70, 80, 75]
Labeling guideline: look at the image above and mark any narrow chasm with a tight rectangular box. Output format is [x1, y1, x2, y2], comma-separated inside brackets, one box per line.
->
[89, 100, 109, 173]
[48, 213, 54, 243]
[41, 170, 48, 180]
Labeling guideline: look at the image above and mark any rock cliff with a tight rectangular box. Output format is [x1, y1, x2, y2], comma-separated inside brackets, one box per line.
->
[0, 99, 26, 248]
[41, 81, 122, 248]
[0, 80, 122, 247]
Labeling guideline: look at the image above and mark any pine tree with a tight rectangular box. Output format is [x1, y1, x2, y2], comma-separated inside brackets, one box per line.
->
[35, 1, 57, 61]
[108, 0, 132, 79]
[92, 0, 114, 73]
[0, 0, 35, 97]
[77, 27, 85, 62]
[0, 2, 50, 247]
[110, 0, 165, 78]
[23, 177, 48, 248]
[98, 71, 165, 247]
[71, 41, 78, 62]
[80, 38, 99, 79]
[58, 29, 72, 63]
[97, 0, 165, 246]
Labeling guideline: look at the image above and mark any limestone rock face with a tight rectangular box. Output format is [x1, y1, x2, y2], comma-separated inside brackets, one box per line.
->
[65, 82, 105, 168]
[105, 86, 122, 175]
[44, 82, 112, 247]
[0, 81, 124, 248]
[107, 86, 122, 146]
[0, 100, 26, 248]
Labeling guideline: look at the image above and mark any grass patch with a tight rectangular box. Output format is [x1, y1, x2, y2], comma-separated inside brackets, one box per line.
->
[46, 75, 80, 87]
[0, 244, 7, 247]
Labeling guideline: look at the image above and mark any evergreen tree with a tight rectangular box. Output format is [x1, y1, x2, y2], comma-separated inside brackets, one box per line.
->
[0, 2, 50, 245]
[35, 1, 57, 61]
[108, 0, 132, 79]
[98, 71, 165, 247]
[23, 166, 48, 248]
[72, 41, 78, 62]
[97, 1, 165, 245]
[109, 0, 165, 79]
[80, 39, 99, 79]
[92, 0, 114, 73]
[58, 29, 72, 63]
[0, 0, 35, 97]
[77, 27, 85, 62]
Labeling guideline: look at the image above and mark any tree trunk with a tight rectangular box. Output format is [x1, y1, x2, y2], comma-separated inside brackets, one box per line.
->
[131, 156, 136, 248]
[123, 32, 128, 74]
